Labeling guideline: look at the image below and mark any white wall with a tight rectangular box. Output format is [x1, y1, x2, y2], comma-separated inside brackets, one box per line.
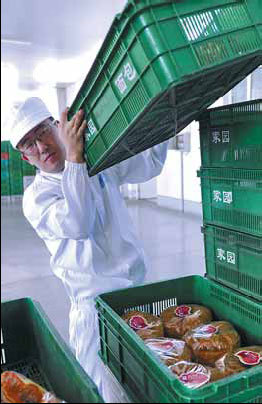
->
[183, 121, 201, 203]
[156, 119, 204, 203]
[157, 128, 203, 203]
[66, 78, 86, 107]
[157, 150, 181, 199]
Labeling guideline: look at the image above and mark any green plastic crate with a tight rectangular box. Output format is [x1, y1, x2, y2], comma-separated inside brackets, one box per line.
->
[198, 167, 262, 236]
[1, 298, 103, 403]
[202, 224, 262, 301]
[9, 174, 23, 195]
[8, 146, 23, 195]
[1, 141, 10, 153]
[22, 160, 36, 176]
[198, 99, 262, 169]
[9, 148, 22, 175]
[96, 275, 262, 403]
[1, 159, 10, 196]
[68, 0, 262, 176]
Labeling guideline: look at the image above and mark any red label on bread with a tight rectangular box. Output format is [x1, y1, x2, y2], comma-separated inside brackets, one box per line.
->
[129, 315, 148, 330]
[179, 372, 210, 389]
[147, 340, 174, 353]
[193, 324, 218, 338]
[235, 350, 261, 366]
[175, 305, 192, 317]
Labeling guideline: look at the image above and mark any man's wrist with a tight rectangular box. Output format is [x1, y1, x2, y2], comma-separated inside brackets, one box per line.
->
[66, 154, 85, 163]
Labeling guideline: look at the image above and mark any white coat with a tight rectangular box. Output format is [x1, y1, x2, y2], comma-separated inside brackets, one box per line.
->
[23, 141, 169, 398]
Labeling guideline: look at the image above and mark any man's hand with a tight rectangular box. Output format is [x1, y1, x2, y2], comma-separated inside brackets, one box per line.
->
[59, 108, 87, 163]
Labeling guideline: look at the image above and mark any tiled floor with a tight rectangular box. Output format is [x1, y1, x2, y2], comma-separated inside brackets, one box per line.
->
[1, 196, 205, 345]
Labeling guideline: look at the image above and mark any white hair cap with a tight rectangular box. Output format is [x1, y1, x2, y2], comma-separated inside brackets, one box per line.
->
[10, 97, 52, 149]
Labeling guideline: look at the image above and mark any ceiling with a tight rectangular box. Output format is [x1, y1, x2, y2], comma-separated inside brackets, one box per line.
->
[1, 0, 127, 91]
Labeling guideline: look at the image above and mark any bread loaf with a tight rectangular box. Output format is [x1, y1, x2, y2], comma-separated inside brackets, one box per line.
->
[1, 371, 65, 403]
[144, 338, 192, 366]
[169, 361, 211, 389]
[160, 304, 213, 338]
[122, 310, 164, 340]
[183, 321, 240, 365]
[211, 345, 262, 381]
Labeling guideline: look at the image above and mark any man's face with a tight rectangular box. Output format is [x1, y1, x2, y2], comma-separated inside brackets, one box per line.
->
[17, 119, 66, 173]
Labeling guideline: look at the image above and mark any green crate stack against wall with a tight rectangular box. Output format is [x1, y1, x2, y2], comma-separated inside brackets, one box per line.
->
[1, 141, 36, 196]
[8, 142, 23, 196]
[1, 141, 10, 197]
[197, 99, 262, 301]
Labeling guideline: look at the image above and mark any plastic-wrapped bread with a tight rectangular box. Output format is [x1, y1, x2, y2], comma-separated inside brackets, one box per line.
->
[160, 304, 213, 338]
[122, 310, 164, 340]
[169, 361, 212, 389]
[183, 321, 241, 365]
[144, 338, 192, 366]
[211, 345, 262, 381]
[169, 359, 241, 388]
[1, 371, 66, 403]
[169, 346, 262, 388]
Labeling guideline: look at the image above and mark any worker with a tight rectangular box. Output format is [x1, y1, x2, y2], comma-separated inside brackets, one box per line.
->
[10, 97, 169, 400]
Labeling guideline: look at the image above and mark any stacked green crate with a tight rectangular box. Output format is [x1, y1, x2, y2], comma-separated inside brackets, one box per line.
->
[197, 167, 262, 236]
[197, 99, 262, 301]
[198, 99, 262, 169]
[1, 141, 10, 197]
[8, 143, 23, 196]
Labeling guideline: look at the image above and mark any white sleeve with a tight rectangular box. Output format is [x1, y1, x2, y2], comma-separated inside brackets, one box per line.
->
[111, 140, 169, 185]
[23, 161, 95, 241]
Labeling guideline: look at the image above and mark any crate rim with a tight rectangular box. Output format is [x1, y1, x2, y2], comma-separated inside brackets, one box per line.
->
[201, 224, 262, 245]
[198, 97, 262, 120]
[96, 274, 262, 303]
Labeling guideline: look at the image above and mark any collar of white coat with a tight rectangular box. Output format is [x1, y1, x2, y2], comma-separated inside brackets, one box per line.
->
[39, 161, 87, 179]
[39, 170, 63, 179]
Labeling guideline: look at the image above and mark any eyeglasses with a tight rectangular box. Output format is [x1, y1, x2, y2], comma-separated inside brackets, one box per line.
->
[20, 121, 56, 156]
